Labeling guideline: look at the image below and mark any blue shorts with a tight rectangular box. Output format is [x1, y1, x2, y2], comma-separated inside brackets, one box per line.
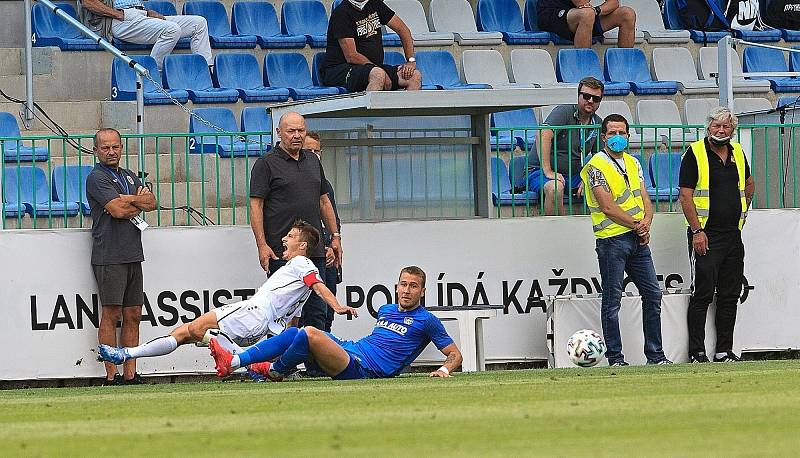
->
[324, 332, 378, 380]
[526, 168, 583, 193]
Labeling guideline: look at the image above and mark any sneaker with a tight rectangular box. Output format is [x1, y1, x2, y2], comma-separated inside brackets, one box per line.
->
[209, 338, 234, 377]
[247, 361, 283, 382]
[122, 373, 145, 385]
[647, 359, 674, 365]
[689, 352, 710, 363]
[713, 351, 741, 362]
[101, 373, 122, 386]
[97, 344, 129, 365]
[609, 361, 630, 367]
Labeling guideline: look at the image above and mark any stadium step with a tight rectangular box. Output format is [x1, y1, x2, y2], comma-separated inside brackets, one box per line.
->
[0, 101, 103, 131]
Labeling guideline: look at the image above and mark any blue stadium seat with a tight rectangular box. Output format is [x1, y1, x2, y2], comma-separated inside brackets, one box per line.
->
[240, 107, 273, 151]
[556, 49, 630, 96]
[523, 0, 599, 45]
[231, 1, 307, 49]
[661, 0, 730, 43]
[491, 108, 538, 153]
[383, 51, 407, 66]
[743, 47, 800, 92]
[416, 51, 489, 90]
[647, 152, 681, 201]
[776, 95, 800, 109]
[31, 3, 101, 50]
[604, 49, 679, 95]
[3, 166, 79, 217]
[281, 0, 328, 48]
[264, 53, 340, 100]
[189, 108, 266, 157]
[183, 1, 257, 48]
[490, 157, 536, 205]
[52, 165, 93, 215]
[477, 0, 549, 45]
[311, 52, 347, 94]
[163, 54, 240, 103]
[214, 53, 290, 102]
[111, 55, 190, 105]
[0, 112, 49, 162]
[143, 1, 191, 48]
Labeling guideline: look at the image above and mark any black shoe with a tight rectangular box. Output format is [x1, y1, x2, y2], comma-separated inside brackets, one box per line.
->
[713, 351, 741, 362]
[689, 352, 710, 363]
[609, 361, 630, 367]
[102, 374, 122, 386]
[122, 373, 145, 385]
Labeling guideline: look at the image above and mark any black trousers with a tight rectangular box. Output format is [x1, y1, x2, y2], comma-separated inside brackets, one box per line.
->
[269, 256, 328, 330]
[323, 265, 338, 332]
[687, 230, 745, 355]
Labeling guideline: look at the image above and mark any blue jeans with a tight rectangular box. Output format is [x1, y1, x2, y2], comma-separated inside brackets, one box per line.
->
[596, 231, 666, 364]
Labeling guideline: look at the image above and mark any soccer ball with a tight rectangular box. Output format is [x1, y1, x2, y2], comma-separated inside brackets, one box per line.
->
[567, 329, 606, 367]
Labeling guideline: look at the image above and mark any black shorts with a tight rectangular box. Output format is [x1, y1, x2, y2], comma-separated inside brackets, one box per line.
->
[323, 63, 400, 93]
[92, 263, 144, 306]
[537, 7, 604, 41]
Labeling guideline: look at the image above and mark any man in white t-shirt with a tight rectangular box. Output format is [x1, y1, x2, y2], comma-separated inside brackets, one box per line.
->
[97, 220, 358, 366]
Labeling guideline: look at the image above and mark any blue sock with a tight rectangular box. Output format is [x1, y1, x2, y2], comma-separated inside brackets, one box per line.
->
[272, 328, 310, 374]
[238, 327, 300, 367]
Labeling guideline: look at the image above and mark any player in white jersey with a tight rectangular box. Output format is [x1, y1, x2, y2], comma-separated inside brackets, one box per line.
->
[96, 220, 358, 365]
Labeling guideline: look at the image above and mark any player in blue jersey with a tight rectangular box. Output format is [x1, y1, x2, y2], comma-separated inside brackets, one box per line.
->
[210, 266, 463, 379]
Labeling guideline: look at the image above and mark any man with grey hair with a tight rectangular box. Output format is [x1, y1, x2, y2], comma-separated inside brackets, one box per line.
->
[678, 107, 755, 363]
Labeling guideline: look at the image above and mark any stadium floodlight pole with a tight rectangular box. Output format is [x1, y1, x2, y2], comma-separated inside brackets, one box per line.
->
[24, 0, 34, 127]
[718, 35, 735, 111]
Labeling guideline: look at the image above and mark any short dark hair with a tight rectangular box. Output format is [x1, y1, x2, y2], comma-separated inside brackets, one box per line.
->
[577, 77, 604, 96]
[94, 128, 122, 147]
[292, 220, 320, 250]
[399, 266, 426, 287]
[306, 131, 321, 142]
[601, 113, 629, 134]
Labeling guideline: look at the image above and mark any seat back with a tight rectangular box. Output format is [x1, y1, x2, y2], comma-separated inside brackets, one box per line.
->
[625, 0, 669, 32]
[164, 54, 214, 90]
[241, 107, 273, 133]
[523, 0, 544, 31]
[489, 157, 512, 194]
[684, 98, 718, 125]
[143, 0, 178, 16]
[416, 51, 461, 87]
[510, 49, 557, 85]
[637, 99, 683, 125]
[264, 52, 314, 89]
[4, 166, 51, 205]
[699, 47, 744, 79]
[0, 112, 22, 139]
[777, 95, 800, 109]
[605, 48, 652, 83]
[733, 97, 772, 114]
[430, 0, 479, 33]
[112, 55, 162, 97]
[661, 0, 686, 30]
[790, 46, 800, 71]
[652, 47, 701, 82]
[385, 0, 432, 33]
[311, 52, 327, 86]
[32, 2, 81, 39]
[649, 152, 682, 192]
[461, 50, 510, 85]
[383, 51, 407, 66]
[595, 100, 635, 124]
[183, 1, 233, 37]
[215, 53, 263, 90]
[556, 49, 604, 83]
[281, 0, 329, 36]
[492, 108, 538, 151]
[476, 0, 524, 34]
[232, 1, 281, 37]
[743, 47, 788, 73]
[52, 165, 92, 207]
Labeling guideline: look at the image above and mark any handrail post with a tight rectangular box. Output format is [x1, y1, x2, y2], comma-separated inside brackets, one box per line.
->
[24, 0, 35, 127]
[718, 35, 735, 111]
[136, 72, 145, 173]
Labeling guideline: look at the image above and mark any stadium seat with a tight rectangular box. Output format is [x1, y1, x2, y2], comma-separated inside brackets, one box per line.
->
[213, 53, 290, 102]
[51, 165, 92, 215]
[555, 49, 630, 96]
[163, 54, 240, 103]
[384, 0, 456, 46]
[647, 152, 682, 201]
[416, 51, 489, 90]
[189, 108, 266, 157]
[281, 0, 328, 48]
[733, 97, 772, 114]
[509, 154, 539, 190]
[683, 98, 718, 126]
[698, 47, 771, 93]
[143, 1, 190, 48]
[622, 0, 690, 43]
[231, 1, 306, 49]
[475, 0, 549, 45]
[0, 113, 49, 162]
[489, 157, 536, 205]
[311, 52, 348, 94]
[183, 1, 257, 49]
[595, 100, 649, 148]
[604, 48, 679, 95]
[264, 53, 340, 100]
[491, 108, 538, 153]
[652, 48, 718, 95]
[111, 55, 190, 105]
[510, 49, 577, 89]
[240, 107, 273, 150]
[383, 51, 407, 66]
[462, 50, 533, 88]
[661, 0, 731, 43]
[776, 95, 800, 110]
[743, 47, 800, 93]
[31, 3, 101, 50]
[522, 0, 601, 45]
[636, 99, 697, 146]
[3, 166, 79, 217]
[429, 0, 504, 45]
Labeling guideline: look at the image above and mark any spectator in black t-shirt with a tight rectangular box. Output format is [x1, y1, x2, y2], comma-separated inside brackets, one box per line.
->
[536, 0, 636, 48]
[322, 0, 421, 92]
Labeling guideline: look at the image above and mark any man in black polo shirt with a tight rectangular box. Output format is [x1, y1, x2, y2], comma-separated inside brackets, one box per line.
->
[322, 0, 421, 93]
[678, 107, 755, 364]
[249, 112, 342, 341]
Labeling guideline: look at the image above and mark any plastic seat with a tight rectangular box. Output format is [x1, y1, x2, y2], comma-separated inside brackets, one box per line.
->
[384, 0, 456, 46]
[163, 54, 239, 103]
[623, 0, 690, 43]
[776, 95, 800, 110]
[743, 47, 800, 92]
[698, 47, 771, 93]
[52, 165, 93, 215]
[509, 154, 539, 190]
[491, 108, 538, 153]
[522, 0, 601, 45]
[555, 49, 630, 96]
[476, 0, 549, 45]
[3, 166, 79, 217]
[489, 157, 536, 205]
[733, 97, 772, 114]
[111, 55, 190, 105]
[0, 112, 49, 162]
[661, 0, 730, 43]
[183, 1, 257, 49]
[143, 1, 190, 48]
[595, 100, 648, 148]
[264, 53, 340, 100]
[383, 51, 407, 66]
[429, 0, 504, 45]
[462, 50, 533, 88]
[416, 51, 488, 90]
[652, 48, 718, 94]
[240, 107, 273, 151]
[281, 0, 328, 48]
[510, 49, 576, 89]
[636, 99, 697, 147]
[311, 52, 348, 94]
[189, 108, 265, 157]
[32, 3, 101, 50]
[604, 48, 679, 95]
[214, 53, 290, 102]
[684, 98, 718, 126]
[647, 152, 681, 201]
[231, 1, 306, 49]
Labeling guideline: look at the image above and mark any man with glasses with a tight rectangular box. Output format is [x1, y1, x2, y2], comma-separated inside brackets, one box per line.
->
[579, 114, 671, 366]
[525, 77, 604, 215]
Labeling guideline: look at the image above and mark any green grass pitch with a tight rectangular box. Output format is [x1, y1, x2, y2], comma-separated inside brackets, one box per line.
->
[2, 361, 799, 456]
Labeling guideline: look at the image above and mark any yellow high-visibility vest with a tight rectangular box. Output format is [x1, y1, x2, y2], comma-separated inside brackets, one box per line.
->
[580, 152, 645, 239]
[685, 140, 748, 230]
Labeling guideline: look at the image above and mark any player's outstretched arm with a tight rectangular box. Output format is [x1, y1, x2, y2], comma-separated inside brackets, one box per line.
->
[311, 282, 358, 317]
[430, 343, 462, 378]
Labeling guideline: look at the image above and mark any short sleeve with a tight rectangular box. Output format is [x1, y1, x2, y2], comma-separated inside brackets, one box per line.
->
[543, 105, 570, 127]
[425, 313, 455, 350]
[293, 257, 323, 286]
[249, 157, 271, 199]
[679, 149, 699, 189]
[86, 171, 121, 209]
[317, 156, 328, 197]
[376, 0, 395, 24]
[329, 8, 356, 40]
[586, 164, 608, 189]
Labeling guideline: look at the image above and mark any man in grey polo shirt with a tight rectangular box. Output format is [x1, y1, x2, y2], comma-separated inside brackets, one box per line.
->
[86, 128, 157, 385]
[249, 112, 342, 347]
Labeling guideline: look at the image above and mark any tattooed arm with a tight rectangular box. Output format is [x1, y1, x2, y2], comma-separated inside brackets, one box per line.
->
[430, 343, 462, 378]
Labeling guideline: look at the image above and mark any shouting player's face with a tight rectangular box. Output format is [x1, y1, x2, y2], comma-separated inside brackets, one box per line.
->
[281, 228, 307, 260]
[397, 272, 425, 310]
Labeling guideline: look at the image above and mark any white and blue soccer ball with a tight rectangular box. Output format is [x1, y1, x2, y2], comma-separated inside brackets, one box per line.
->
[567, 329, 606, 367]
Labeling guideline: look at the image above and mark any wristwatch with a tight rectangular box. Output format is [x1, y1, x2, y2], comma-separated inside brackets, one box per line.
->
[407, 57, 416, 63]
[690, 228, 704, 235]
[594, 5, 602, 15]
[332, 232, 342, 238]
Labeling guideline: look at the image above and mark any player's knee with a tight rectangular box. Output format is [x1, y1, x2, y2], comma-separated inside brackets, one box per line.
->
[186, 321, 206, 341]
[303, 326, 323, 343]
[122, 306, 142, 325]
[100, 306, 122, 324]
[369, 67, 388, 84]
[619, 6, 636, 27]
[159, 22, 181, 39]
[572, 8, 596, 25]
[410, 70, 422, 84]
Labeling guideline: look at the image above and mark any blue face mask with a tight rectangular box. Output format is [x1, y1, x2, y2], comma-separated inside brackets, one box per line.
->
[606, 134, 628, 153]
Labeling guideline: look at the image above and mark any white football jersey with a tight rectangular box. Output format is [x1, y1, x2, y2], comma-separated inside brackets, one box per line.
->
[254, 255, 323, 335]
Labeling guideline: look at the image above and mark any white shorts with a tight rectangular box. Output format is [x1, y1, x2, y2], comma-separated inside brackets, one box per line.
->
[213, 301, 272, 348]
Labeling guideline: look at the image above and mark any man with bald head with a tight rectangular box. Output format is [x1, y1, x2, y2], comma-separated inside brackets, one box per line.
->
[249, 113, 342, 362]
